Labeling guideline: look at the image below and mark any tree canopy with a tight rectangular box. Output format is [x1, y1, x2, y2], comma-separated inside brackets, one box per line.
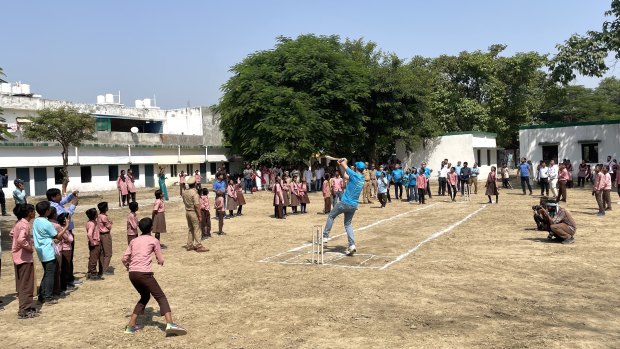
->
[23, 107, 96, 192]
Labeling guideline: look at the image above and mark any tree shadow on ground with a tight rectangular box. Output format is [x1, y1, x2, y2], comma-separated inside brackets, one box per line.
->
[0, 293, 17, 308]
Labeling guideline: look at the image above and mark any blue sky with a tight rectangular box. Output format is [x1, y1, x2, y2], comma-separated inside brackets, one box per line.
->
[1, 1, 614, 108]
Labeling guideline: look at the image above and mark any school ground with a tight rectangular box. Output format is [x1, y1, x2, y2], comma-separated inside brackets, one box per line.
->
[0, 182, 619, 349]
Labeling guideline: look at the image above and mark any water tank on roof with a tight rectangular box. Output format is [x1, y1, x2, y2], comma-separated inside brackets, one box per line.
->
[97, 95, 105, 104]
[135, 100, 143, 108]
[11, 85, 22, 94]
[105, 93, 114, 104]
[20, 84, 31, 95]
[0, 83, 10, 94]
[143, 98, 152, 108]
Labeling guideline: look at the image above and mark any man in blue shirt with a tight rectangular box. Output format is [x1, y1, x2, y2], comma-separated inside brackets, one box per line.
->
[47, 188, 80, 287]
[455, 161, 463, 192]
[213, 172, 226, 192]
[516, 157, 533, 195]
[391, 164, 404, 200]
[323, 158, 365, 256]
[33, 201, 68, 304]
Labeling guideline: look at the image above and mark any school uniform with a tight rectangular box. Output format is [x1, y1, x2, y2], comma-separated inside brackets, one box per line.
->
[557, 168, 569, 202]
[377, 177, 388, 207]
[152, 199, 167, 234]
[32, 217, 59, 302]
[298, 182, 310, 204]
[290, 182, 300, 207]
[282, 180, 291, 207]
[96, 213, 113, 274]
[122, 235, 171, 316]
[603, 173, 612, 210]
[485, 172, 498, 196]
[331, 177, 344, 208]
[51, 222, 65, 295]
[179, 174, 186, 195]
[86, 220, 101, 278]
[194, 173, 202, 190]
[127, 212, 138, 245]
[215, 196, 225, 231]
[417, 174, 428, 204]
[235, 183, 246, 205]
[447, 172, 458, 200]
[126, 175, 137, 202]
[322, 179, 332, 214]
[11, 218, 35, 316]
[117, 176, 129, 205]
[273, 183, 285, 219]
[226, 185, 238, 211]
[200, 195, 211, 237]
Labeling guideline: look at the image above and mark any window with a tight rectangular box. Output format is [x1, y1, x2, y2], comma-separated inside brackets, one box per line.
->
[130, 164, 140, 179]
[486, 149, 491, 166]
[476, 149, 481, 166]
[54, 167, 64, 185]
[581, 143, 599, 163]
[187, 164, 194, 174]
[542, 145, 558, 164]
[170, 165, 177, 177]
[210, 162, 217, 175]
[80, 166, 92, 183]
[108, 165, 119, 181]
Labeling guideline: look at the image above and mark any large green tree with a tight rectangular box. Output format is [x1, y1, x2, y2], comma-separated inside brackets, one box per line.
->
[23, 107, 96, 193]
[217, 35, 369, 164]
[550, 0, 620, 83]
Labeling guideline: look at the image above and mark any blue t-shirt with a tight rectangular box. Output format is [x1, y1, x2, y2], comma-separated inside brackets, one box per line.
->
[341, 167, 364, 208]
[392, 169, 404, 183]
[409, 174, 417, 186]
[375, 170, 384, 178]
[403, 174, 410, 186]
[423, 167, 431, 179]
[455, 165, 462, 175]
[518, 163, 530, 177]
[33, 217, 58, 263]
[213, 180, 226, 192]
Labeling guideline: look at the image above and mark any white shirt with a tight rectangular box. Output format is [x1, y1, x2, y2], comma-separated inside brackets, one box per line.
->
[539, 167, 549, 179]
[303, 170, 313, 183]
[548, 165, 559, 180]
[439, 166, 449, 178]
[605, 161, 614, 174]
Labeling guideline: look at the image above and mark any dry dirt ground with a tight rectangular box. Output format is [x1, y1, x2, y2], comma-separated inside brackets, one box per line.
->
[1, 181, 619, 348]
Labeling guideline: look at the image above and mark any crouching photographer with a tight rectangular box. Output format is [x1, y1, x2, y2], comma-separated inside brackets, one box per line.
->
[533, 198, 577, 244]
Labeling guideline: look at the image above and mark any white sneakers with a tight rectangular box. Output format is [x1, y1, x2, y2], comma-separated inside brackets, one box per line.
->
[345, 245, 357, 256]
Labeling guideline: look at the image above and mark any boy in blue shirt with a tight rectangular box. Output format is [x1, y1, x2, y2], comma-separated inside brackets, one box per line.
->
[409, 168, 418, 202]
[33, 201, 69, 305]
[323, 159, 365, 256]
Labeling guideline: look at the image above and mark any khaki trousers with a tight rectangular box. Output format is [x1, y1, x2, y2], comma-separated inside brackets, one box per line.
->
[363, 182, 372, 203]
[186, 211, 201, 247]
[14, 262, 34, 315]
[99, 233, 113, 272]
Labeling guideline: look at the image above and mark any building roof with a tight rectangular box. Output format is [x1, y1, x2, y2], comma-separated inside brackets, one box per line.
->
[442, 131, 497, 138]
[520, 119, 620, 130]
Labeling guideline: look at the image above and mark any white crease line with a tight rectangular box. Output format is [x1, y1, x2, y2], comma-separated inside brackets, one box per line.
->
[264, 260, 383, 269]
[380, 205, 488, 270]
[286, 203, 439, 253]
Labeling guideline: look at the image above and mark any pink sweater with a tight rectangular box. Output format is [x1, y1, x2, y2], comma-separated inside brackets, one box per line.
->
[558, 169, 569, 182]
[97, 213, 112, 233]
[11, 218, 34, 264]
[86, 220, 100, 246]
[121, 235, 164, 273]
[127, 212, 138, 236]
[200, 195, 211, 211]
[153, 199, 165, 213]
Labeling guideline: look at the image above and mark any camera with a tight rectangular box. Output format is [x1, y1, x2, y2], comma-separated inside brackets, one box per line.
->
[532, 205, 543, 211]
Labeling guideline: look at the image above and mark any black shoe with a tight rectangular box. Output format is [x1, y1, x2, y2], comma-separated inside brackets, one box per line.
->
[561, 237, 575, 244]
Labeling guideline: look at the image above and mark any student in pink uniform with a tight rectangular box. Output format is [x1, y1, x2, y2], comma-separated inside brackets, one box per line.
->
[593, 165, 606, 216]
[226, 179, 238, 218]
[447, 167, 458, 202]
[126, 168, 137, 203]
[97, 202, 114, 275]
[122, 217, 187, 336]
[151, 190, 167, 248]
[331, 171, 344, 209]
[194, 170, 202, 191]
[11, 204, 38, 318]
[416, 170, 428, 204]
[178, 170, 186, 196]
[200, 188, 212, 240]
[298, 179, 310, 213]
[56, 212, 73, 294]
[127, 202, 139, 245]
[322, 173, 332, 214]
[603, 166, 612, 211]
[235, 178, 246, 216]
[273, 176, 285, 219]
[85, 208, 103, 280]
[117, 170, 129, 207]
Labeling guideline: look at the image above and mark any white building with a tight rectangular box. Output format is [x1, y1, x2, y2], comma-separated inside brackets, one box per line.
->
[519, 119, 620, 168]
[396, 131, 498, 180]
[0, 92, 239, 196]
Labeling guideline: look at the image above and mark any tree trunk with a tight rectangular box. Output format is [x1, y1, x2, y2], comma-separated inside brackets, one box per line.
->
[369, 142, 378, 166]
[61, 145, 69, 194]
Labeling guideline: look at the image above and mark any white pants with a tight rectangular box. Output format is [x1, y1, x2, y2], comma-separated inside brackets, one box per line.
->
[550, 178, 558, 197]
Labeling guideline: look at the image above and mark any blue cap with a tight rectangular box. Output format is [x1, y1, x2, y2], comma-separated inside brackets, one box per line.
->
[355, 161, 366, 171]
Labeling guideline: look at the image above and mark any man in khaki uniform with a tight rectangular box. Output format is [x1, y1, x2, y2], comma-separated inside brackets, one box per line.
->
[362, 163, 372, 204]
[370, 164, 378, 198]
[182, 177, 208, 252]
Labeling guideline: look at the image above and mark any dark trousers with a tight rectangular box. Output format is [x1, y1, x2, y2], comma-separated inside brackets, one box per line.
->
[274, 204, 283, 219]
[324, 197, 332, 214]
[60, 250, 72, 291]
[520, 176, 532, 194]
[0, 190, 6, 214]
[387, 184, 392, 202]
[426, 181, 432, 198]
[129, 272, 171, 316]
[53, 259, 61, 295]
[14, 262, 34, 315]
[201, 209, 211, 237]
[378, 193, 387, 207]
[88, 244, 101, 276]
[394, 182, 403, 199]
[121, 194, 128, 205]
[418, 188, 426, 204]
[217, 209, 225, 232]
[557, 181, 567, 202]
[448, 184, 457, 200]
[244, 178, 252, 193]
[38, 260, 56, 301]
[539, 178, 549, 196]
[99, 232, 113, 273]
[129, 192, 136, 202]
[438, 177, 447, 195]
